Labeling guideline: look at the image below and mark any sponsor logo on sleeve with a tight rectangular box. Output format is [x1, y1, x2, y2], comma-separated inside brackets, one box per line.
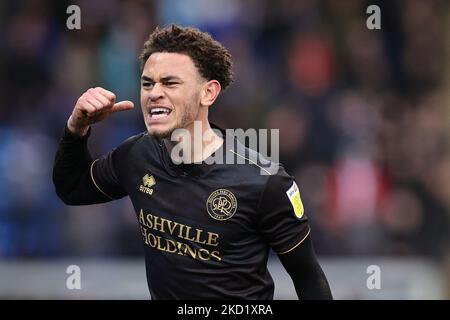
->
[286, 181, 304, 219]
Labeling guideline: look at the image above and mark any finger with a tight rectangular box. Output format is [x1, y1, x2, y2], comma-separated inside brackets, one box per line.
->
[85, 94, 104, 111]
[82, 94, 108, 118]
[80, 107, 96, 118]
[95, 87, 116, 103]
[91, 89, 112, 107]
[112, 100, 134, 112]
[77, 97, 96, 116]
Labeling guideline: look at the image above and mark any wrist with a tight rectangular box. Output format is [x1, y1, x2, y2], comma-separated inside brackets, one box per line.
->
[67, 116, 89, 137]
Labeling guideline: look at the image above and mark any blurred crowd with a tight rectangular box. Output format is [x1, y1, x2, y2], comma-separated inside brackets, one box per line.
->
[0, 0, 449, 270]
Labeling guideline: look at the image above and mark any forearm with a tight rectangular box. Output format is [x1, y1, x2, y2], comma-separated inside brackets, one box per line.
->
[278, 236, 333, 300]
[291, 260, 333, 300]
[52, 125, 110, 205]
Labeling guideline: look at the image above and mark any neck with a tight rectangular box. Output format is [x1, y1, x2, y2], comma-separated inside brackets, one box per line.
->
[164, 119, 223, 164]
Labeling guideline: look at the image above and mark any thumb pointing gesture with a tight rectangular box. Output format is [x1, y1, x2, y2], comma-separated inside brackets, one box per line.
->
[112, 100, 135, 113]
[68, 87, 135, 137]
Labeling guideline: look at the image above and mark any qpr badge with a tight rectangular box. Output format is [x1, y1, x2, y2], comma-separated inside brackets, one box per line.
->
[206, 189, 238, 221]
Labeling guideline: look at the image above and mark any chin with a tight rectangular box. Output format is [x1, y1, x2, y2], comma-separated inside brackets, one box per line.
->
[148, 126, 174, 139]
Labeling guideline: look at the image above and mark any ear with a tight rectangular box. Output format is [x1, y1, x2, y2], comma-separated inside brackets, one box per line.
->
[200, 80, 221, 107]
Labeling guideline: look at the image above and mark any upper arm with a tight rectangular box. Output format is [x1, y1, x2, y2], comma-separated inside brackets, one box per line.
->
[90, 151, 127, 200]
[256, 167, 332, 299]
[53, 128, 142, 205]
[90, 133, 144, 200]
[256, 167, 310, 254]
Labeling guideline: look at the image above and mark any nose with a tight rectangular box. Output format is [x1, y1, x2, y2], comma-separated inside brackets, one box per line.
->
[149, 82, 164, 101]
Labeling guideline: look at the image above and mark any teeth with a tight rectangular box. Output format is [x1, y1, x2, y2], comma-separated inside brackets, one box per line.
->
[150, 107, 171, 115]
[150, 107, 171, 118]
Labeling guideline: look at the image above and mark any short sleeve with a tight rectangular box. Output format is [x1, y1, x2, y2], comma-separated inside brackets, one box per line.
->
[91, 133, 143, 200]
[256, 167, 310, 254]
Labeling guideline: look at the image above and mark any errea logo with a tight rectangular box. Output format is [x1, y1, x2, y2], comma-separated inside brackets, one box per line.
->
[139, 174, 155, 196]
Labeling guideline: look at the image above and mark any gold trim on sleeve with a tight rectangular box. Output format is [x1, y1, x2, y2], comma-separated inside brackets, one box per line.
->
[277, 227, 311, 255]
[90, 159, 115, 200]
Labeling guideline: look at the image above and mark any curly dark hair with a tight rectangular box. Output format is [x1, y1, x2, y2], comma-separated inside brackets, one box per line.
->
[139, 24, 234, 90]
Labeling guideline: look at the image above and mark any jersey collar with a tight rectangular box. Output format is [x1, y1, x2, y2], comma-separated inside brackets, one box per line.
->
[157, 122, 233, 178]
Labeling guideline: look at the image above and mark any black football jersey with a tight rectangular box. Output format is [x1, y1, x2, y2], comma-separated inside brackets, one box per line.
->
[71, 126, 310, 299]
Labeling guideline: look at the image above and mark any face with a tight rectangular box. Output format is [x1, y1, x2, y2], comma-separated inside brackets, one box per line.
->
[140, 52, 206, 138]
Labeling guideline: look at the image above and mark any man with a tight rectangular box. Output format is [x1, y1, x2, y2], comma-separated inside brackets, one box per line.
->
[53, 25, 332, 300]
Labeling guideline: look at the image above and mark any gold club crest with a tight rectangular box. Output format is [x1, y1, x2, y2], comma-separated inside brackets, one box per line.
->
[206, 189, 238, 221]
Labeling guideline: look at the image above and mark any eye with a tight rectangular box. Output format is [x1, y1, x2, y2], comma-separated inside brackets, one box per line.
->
[165, 82, 178, 87]
[142, 82, 154, 88]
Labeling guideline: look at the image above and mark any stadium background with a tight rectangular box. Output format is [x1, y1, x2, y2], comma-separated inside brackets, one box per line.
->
[0, 0, 449, 299]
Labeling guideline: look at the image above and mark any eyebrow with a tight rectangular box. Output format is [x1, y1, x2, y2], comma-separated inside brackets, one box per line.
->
[141, 75, 183, 82]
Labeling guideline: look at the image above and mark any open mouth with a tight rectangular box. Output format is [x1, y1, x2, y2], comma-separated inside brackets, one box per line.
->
[149, 107, 172, 119]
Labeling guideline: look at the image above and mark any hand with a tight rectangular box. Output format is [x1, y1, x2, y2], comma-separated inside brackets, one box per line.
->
[67, 87, 134, 136]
